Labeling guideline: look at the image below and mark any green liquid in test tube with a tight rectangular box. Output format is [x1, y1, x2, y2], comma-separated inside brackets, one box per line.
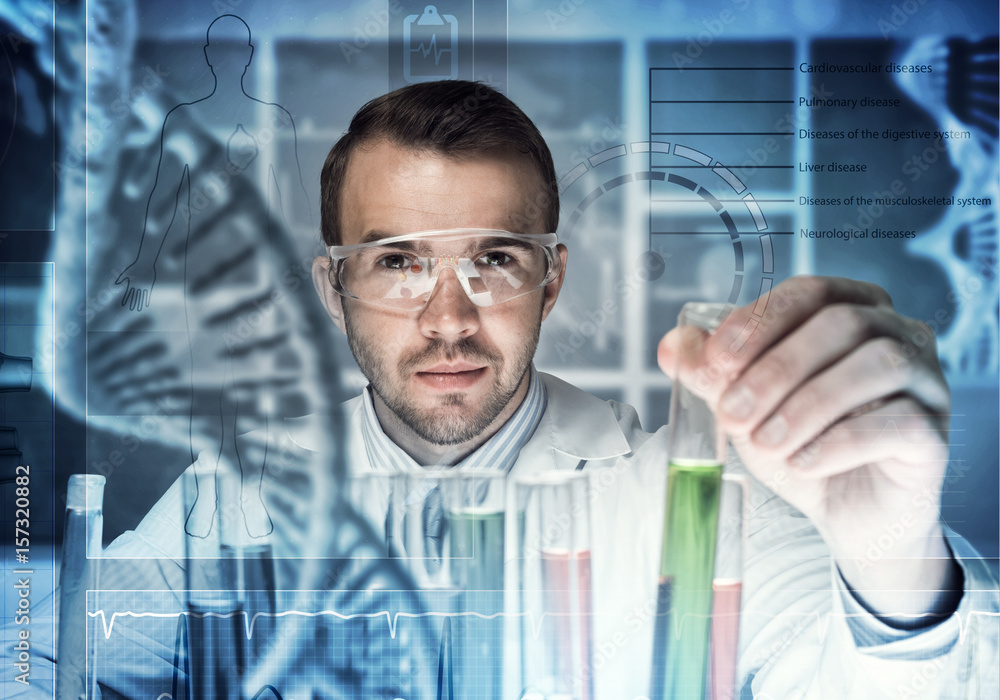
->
[441, 472, 507, 700]
[651, 303, 729, 700]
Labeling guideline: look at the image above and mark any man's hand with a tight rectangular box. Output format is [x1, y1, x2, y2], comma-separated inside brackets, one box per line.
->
[116, 259, 157, 311]
[657, 276, 960, 624]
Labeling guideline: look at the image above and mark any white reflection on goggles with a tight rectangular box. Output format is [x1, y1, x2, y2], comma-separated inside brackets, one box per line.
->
[327, 229, 560, 309]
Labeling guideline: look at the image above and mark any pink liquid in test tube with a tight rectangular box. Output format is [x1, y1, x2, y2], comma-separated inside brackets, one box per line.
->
[707, 579, 742, 700]
[541, 548, 593, 700]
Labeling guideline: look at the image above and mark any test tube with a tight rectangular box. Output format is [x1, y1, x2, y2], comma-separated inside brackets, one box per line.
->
[440, 470, 506, 700]
[516, 471, 593, 700]
[385, 470, 449, 588]
[56, 474, 105, 700]
[182, 459, 275, 700]
[386, 469, 506, 700]
[651, 302, 728, 700]
[706, 474, 746, 700]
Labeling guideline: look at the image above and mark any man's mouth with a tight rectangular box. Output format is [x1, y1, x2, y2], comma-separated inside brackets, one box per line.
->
[414, 362, 488, 390]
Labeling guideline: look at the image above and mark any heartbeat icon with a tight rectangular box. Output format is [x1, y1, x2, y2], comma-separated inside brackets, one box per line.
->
[410, 34, 452, 66]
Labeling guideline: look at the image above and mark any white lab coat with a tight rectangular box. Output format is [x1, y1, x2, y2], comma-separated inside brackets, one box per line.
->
[283, 371, 999, 699]
[5, 373, 996, 698]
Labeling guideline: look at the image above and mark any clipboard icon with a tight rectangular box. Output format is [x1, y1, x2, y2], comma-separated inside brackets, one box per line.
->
[403, 5, 459, 83]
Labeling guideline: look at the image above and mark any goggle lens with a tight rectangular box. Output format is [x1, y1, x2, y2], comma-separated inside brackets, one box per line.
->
[329, 231, 559, 309]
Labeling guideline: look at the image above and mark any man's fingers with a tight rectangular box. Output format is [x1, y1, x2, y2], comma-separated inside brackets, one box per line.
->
[727, 335, 951, 476]
[658, 277, 901, 402]
[704, 277, 895, 387]
[718, 308, 950, 437]
[761, 398, 949, 481]
[791, 401, 950, 484]
[657, 325, 709, 382]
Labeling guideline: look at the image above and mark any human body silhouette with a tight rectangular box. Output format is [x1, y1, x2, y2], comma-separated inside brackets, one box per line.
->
[115, 15, 311, 538]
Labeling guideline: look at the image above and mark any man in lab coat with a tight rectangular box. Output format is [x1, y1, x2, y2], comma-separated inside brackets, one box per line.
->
[7, 79, 996, 699]
[304, 79, 997, 698]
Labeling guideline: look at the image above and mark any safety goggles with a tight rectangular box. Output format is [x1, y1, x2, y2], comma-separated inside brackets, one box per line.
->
[327, 229, 561, 310]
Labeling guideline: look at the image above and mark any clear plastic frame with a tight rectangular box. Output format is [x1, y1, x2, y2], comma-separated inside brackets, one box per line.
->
[327, 229, 562, 310]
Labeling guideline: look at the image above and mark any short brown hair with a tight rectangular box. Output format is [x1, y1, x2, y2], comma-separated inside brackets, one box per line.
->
[320, 80, 559, 246]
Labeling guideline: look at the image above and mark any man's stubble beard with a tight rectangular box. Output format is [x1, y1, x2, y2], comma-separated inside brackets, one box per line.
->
[342, 302, 541, 446]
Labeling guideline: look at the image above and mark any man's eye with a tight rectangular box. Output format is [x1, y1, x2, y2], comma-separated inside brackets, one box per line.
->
[377, 254, 412, 270]
[478, 251, 512, 266]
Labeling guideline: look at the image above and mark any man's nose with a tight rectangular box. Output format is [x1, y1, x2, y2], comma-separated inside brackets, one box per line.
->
[417, 267, 481, 341]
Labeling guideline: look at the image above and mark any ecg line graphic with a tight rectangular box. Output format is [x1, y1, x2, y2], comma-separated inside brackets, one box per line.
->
[409, 35, 451, 66]
[88, 607, 999, 645]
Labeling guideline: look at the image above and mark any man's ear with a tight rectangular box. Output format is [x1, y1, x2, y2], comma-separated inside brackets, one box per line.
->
[541, 243, 568, 322]
[312, 256, 347, 334]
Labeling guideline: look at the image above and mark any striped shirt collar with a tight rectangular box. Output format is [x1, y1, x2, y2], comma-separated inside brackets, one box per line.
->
[359, 366, 547, 472]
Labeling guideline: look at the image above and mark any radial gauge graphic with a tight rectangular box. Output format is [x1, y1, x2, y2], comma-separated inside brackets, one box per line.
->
[558, 139, 781, 330]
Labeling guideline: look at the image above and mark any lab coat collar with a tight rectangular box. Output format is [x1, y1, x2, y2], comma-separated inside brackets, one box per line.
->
[281, 371, 632, 465]
[531, 371, 632, 461]
[283, 400, 364, 456]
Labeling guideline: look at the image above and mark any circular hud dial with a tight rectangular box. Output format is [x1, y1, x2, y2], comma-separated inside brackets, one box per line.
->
[559, 140, 779, 324]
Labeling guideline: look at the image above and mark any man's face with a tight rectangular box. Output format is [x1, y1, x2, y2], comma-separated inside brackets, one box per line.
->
[314, 141, 566, 449]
